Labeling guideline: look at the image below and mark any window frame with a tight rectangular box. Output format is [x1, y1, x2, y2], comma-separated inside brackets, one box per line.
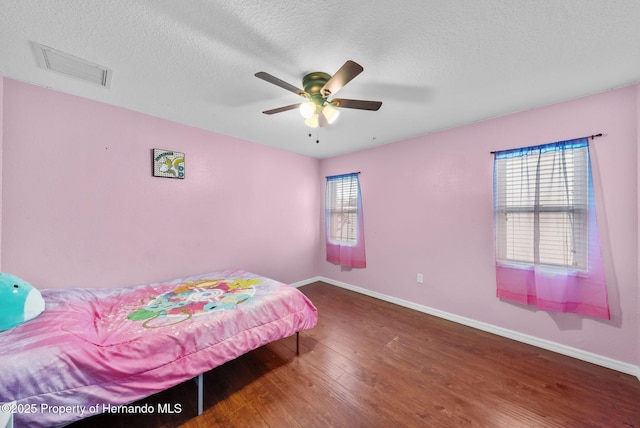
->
[494, 143, 589, 271]
[326, 174, 360, 246]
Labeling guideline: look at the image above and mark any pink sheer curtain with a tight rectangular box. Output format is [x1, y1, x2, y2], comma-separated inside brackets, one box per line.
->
[494, 139, 609, 319]
[326, 173, 366, 268]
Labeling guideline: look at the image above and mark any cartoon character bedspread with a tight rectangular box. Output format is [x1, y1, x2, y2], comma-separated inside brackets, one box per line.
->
[0, 269, 318, 427]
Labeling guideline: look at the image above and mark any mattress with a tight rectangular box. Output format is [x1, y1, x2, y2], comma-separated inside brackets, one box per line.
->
[0, 269, 318, 427]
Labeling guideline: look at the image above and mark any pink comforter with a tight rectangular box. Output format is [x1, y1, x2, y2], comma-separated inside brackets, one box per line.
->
[0, 270, 317, 427]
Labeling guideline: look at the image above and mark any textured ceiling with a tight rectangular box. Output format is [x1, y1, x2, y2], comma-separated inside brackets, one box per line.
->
[1, 1, 639, 158]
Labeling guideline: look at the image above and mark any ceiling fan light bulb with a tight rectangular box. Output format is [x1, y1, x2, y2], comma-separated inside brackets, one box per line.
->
[322, 105, 340, 124]
[304, 114, 319, 128]
[299, 101, 316, 118]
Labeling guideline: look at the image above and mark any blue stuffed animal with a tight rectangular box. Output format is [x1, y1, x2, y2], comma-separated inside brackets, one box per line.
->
[0, 273, 45, 331]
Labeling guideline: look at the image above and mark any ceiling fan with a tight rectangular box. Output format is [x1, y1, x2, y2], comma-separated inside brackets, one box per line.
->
[255, 60, 382, 128]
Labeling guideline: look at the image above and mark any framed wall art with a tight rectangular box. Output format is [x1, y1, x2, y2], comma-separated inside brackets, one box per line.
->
[152, 149, 185, 179]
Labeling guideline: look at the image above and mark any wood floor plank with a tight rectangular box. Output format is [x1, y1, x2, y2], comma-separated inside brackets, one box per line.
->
[69, 282, 640, 428]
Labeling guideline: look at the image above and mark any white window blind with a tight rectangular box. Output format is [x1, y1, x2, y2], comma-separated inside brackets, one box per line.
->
[326, 174, 359, 245]
[495, 144, 589, 270]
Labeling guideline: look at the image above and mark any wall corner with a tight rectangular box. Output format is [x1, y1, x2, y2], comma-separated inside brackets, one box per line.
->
[636, 82, 640, 373]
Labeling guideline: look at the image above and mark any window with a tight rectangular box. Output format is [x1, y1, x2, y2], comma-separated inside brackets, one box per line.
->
[325, 173, 366, 268]
[494, 141, 589, 270]
[493, 137, 609, 319]
[326, 174, 359, 245]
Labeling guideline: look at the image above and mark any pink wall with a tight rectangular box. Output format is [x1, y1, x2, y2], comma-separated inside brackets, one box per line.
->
[2, 76, 638, 368]
[1, 77, 320, 288]
[318, 85, 639, 366]
[637, 83, 640, 373]
[0, 77, 3, 271]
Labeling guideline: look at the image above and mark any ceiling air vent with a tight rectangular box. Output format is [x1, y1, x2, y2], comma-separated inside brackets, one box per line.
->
[33, 42, 112, 88]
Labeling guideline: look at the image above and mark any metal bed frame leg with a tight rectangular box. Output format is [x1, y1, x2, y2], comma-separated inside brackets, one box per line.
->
[194, 373, 203, 416]
[193, 333, 300, 418]
[0, 402, 15, 428]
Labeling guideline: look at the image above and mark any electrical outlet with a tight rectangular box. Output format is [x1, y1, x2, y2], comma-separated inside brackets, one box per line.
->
[417, 273, 424, 283]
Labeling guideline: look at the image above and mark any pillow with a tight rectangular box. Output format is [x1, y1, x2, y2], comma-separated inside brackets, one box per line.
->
[0, 273, 45, 331]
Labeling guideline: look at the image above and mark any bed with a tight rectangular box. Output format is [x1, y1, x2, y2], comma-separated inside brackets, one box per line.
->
[0, 269, 318, 427]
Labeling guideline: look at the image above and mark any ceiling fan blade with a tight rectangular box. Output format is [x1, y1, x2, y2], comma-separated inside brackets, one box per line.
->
[331, 98, 382, 111]
[321, 60, 364, 97]
[262, 104, 300, 115]
[255, 72, 306, 96]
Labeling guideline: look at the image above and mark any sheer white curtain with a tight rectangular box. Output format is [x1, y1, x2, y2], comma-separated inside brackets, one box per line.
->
[325, 173, 366, 268]
[494, 138, 609, 319]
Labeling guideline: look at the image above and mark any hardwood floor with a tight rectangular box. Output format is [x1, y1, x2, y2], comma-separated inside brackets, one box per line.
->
[69, 282, 640, 427]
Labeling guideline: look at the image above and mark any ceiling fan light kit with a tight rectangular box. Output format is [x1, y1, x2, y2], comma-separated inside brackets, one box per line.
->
[304, 114, 319, 128]
[322, 104, 340, 123]
[299, 101, 316, 118]
[256, 60, 382, 129]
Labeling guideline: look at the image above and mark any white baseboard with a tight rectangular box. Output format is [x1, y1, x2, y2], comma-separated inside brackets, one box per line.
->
[297, 276, 640, 380]
[289, 276, 325, 288]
